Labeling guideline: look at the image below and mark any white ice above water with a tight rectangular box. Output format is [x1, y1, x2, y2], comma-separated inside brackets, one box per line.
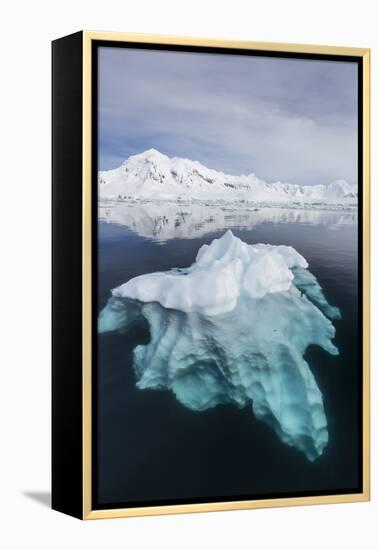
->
[99, 231, 341, 461]
[113, 230, 309, 316]
[99, 148, 357, 206]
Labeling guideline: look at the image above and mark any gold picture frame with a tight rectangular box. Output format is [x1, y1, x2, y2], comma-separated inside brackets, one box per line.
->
[52, 31, 370, 520]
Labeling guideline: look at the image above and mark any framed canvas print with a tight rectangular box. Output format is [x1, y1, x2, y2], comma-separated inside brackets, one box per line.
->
[52, 31, 370, 520]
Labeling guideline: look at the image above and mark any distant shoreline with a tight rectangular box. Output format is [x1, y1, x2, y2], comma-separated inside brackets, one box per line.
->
[98, 197, 358, 212]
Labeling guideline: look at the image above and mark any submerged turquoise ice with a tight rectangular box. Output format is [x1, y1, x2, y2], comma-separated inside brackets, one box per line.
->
[99, 231, 341, 461]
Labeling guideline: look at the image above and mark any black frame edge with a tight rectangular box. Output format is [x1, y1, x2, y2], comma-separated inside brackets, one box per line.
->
[52, 30, 84, 520]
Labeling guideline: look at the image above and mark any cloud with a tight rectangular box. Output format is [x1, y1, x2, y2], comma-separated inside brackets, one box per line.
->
[98, 47, 358, 186]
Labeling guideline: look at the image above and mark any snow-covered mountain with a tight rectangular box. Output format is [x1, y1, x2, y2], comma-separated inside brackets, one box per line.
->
[99, 149, 358, 206]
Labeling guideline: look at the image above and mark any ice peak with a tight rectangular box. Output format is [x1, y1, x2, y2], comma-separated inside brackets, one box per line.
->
[222, 228, 234, 240]
[139, 148, 169, 161]
[211, 228, 235, 248]
[124, 148, 169, 165]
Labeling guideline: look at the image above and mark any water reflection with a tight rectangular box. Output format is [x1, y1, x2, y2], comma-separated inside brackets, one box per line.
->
[99, 200, 357, 242]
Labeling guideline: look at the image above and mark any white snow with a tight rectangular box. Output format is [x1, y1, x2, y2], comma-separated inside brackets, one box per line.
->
[112, 230, 308, 315]
[99, 231, 341, 461]
[99, 148, 358, 206]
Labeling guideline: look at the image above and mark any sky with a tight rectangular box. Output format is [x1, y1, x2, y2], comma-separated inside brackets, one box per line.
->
[98, 46, 358, 186]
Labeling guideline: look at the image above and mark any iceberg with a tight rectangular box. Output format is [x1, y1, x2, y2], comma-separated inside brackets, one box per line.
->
[113, 230, 309, 316]
[99, 231, 341, 461]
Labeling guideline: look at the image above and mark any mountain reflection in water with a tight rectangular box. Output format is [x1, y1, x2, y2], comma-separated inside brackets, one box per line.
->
[99, 200, 357, 243]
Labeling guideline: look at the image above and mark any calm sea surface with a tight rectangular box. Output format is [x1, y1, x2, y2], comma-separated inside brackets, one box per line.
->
[96, 204, 360, 506]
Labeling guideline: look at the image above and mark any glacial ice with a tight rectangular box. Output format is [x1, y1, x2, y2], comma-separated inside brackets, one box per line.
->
[113, 230, 309, 315]
[99, 231, 341, 461]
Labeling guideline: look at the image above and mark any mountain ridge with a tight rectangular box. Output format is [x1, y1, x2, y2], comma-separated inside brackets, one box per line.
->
[99, 149, 358, 206]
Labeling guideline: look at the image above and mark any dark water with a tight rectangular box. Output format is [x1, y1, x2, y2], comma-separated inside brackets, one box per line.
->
[96, 208, 360, 507]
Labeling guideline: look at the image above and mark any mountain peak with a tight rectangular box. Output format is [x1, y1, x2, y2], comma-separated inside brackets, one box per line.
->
[121, 149, 169, 167]
[100, 149, 357, 206]
[137, 148, 169, 162]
